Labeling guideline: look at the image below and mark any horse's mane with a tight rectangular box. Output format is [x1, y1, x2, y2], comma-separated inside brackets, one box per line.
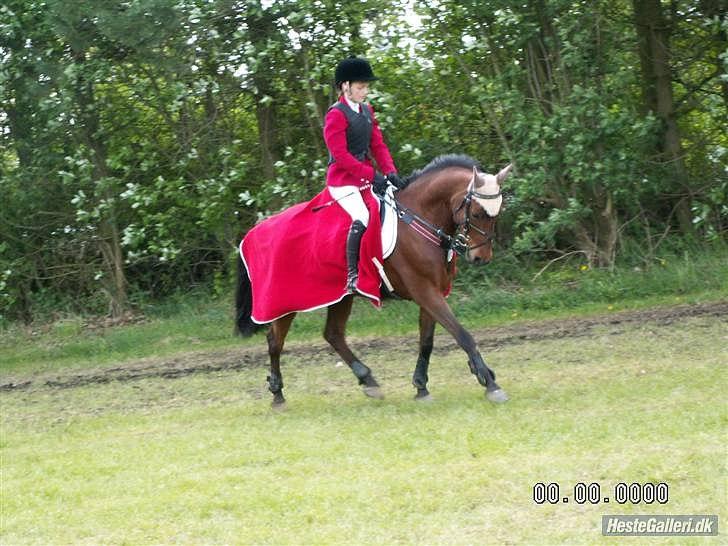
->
[404, 154, 482, 186]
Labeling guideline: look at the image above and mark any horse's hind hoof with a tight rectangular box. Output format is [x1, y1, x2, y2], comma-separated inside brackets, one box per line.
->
[486, 388, 509, 404]
[271, 400, 288, 411]
[363, 386, 385, 399]
[415, 393, 434, 403]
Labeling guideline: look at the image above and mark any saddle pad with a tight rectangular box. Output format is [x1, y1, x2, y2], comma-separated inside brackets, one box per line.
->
[380, 186, 398, 259]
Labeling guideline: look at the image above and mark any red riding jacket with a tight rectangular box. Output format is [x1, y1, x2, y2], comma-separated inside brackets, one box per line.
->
[323, 96, 397, 188]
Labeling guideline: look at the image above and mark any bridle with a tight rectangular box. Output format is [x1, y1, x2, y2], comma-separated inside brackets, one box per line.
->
[393, 185, 501, 258]
[451, 187, 501, 254]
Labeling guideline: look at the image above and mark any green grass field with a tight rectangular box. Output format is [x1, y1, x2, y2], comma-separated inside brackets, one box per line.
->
[2, 243, 726, 378]
[2, 305, 725, 545]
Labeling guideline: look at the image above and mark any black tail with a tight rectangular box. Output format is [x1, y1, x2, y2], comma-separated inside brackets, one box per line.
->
[235, 250, 263, 336]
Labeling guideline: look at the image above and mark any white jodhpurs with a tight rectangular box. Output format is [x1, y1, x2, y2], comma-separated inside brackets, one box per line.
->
[328, 185, 369, 227]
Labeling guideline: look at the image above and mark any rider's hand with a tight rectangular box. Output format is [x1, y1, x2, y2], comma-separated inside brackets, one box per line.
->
[386, 172, 406, 190]
[372, 172, 388, 195]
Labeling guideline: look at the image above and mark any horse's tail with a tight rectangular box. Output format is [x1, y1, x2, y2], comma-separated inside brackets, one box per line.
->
[234, 248, 263, 337]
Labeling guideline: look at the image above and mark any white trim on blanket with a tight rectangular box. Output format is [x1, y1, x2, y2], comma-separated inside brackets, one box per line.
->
[240, 244, 381, 325]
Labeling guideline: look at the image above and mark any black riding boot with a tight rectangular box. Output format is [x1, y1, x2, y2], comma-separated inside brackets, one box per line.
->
[345, 220, 366, 293]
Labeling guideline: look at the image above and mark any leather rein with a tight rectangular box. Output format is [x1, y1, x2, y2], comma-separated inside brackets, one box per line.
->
[393, 187, 501, 257]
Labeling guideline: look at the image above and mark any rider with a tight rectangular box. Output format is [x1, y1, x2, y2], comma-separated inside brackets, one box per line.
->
[324, 56, 405, 293]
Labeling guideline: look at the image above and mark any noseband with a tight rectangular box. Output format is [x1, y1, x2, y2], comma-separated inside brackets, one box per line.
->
[393, 186, 501, 258]
[451, 188, 501, 254]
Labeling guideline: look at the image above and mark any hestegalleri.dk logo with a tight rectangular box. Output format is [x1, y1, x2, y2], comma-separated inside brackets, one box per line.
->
[602, 515, 718, 536]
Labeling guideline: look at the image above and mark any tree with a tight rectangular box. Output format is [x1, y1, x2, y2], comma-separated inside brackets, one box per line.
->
[632, 0, 692, 233]
[1, 0, 725, 323]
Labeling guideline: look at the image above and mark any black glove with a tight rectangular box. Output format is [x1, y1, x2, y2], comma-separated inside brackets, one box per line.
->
[372, 172, 388, 195]
[386, 172, 406, 190]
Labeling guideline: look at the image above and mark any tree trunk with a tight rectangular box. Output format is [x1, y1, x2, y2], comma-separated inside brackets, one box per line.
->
[73, 50, 129, 316]
[524, 0, 569, 115]
[594, 192, 619, 268]
[526, 1, 620, 265]
[255, 100, 277, 180]
[247, 5, 279, 181]
[632, 0, 693, 234]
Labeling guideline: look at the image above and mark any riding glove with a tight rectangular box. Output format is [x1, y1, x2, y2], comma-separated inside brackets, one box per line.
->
[372, 172, 388, 195]
[386, 172, 405, 190]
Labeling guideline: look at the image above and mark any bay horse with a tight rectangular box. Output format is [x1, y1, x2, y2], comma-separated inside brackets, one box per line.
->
[235, 154, 512, 407]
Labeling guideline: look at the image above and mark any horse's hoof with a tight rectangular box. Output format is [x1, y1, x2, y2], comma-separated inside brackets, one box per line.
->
[415, 393, 434, 403]
[271, 400, 288, 411]
[363, 386, 385, 399]
[486, 388, 509, 403]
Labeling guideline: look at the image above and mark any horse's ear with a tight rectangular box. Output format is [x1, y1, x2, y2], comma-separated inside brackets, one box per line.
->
[496, 164, 513, 184]
[468, 165, 478, 191]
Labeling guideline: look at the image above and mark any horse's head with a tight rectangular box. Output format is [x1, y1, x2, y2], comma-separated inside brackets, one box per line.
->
[453, 164, 512, 264]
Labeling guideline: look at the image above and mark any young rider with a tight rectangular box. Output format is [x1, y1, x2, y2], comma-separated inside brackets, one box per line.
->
[324, 56, 405, 292]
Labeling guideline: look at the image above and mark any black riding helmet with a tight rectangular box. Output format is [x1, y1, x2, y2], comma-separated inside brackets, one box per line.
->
[334, 56, 378, 88]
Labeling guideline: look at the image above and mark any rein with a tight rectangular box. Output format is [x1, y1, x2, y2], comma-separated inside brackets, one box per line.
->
[391, 187, 501, 257]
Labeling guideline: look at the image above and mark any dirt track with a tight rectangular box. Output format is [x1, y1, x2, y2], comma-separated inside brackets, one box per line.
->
[2, 301, 726, 392]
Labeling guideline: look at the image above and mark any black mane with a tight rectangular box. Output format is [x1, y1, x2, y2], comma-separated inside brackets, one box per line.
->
[405, 154, 482, 185]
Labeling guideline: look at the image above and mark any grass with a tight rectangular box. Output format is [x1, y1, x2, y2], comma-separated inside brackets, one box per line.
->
[1, 245, 727, 377]
[1, 313, 726, 544]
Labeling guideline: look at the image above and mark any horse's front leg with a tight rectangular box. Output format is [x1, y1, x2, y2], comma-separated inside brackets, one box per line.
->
[413, 307, 436, 400]
[414, 291, 508, 403]
[323, 296, 384, 399]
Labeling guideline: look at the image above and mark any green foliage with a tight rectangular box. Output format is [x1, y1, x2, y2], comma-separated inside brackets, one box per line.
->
[1, 0, 726, 322]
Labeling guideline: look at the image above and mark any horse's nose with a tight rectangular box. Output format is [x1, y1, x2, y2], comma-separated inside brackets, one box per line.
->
[471, 255, 491, 265]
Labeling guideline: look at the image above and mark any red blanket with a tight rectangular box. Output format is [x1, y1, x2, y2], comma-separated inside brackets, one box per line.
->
[240, 187, 383, 324]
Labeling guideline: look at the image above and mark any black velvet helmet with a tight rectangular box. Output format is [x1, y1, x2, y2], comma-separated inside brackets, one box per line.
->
[334, 56, 378, 86]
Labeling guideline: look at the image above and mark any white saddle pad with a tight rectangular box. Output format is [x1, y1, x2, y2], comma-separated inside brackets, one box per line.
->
[379, 187, 398, 259]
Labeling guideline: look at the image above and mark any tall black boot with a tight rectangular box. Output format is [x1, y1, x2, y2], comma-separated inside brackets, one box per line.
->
[345, 220, 366, 293]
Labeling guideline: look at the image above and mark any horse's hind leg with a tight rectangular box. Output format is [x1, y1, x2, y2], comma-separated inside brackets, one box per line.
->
[413, 307, 436, 400]
[267, 313, 296, 408]
[323, 296, 383, 399]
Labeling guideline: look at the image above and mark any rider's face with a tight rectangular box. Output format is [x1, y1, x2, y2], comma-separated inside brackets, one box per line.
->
[343, 81, 370, 103]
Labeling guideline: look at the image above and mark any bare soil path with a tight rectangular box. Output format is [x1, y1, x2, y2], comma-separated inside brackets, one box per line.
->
[3, 301, 726, 392]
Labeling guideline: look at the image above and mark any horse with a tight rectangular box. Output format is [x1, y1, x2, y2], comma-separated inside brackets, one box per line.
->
[235, 154, 512, 407]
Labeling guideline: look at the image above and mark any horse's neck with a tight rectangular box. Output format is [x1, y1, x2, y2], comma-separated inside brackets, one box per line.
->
[407, 172, 467, 230]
